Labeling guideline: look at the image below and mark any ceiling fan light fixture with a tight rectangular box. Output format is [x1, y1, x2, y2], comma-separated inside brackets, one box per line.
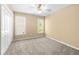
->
[33, 4, 45, 11]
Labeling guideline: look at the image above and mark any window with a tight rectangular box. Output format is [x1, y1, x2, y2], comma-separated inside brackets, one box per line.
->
[15, 15, 26, 35]
[37, 18, 44, 33]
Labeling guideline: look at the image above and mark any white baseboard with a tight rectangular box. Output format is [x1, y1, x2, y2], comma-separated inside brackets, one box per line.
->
[46, 36, 79, 51]
[14, 36, 45, 42]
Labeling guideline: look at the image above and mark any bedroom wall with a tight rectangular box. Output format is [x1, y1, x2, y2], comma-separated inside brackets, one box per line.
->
[45, 5, 79, 49]
[14, 12, 45, 40]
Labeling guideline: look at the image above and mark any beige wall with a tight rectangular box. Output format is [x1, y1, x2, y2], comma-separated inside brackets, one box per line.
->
[14, 12, 45, 40]
[45, 5, 79, 48]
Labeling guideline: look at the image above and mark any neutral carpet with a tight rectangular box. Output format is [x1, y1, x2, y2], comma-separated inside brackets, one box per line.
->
[5, 37, 79, 55]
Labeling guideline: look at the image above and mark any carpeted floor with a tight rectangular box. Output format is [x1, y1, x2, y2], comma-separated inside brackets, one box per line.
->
[5, 37, 79, 55]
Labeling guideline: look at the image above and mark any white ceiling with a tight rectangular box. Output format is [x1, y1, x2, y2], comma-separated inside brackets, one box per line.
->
[8, 4, 70, 16]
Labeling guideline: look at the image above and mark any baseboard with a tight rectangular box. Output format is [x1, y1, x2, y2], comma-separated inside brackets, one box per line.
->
[46, 36, 79, 51]
[14, 36, 45, 42]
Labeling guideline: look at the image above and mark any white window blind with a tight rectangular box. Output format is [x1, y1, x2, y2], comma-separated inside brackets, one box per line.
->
[15, 15, 26, 35]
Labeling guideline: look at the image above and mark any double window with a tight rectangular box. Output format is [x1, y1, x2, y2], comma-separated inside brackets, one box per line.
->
[15, 15, 44, 35]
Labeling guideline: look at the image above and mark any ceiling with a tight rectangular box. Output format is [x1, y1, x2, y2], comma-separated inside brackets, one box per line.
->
[8, 4, 70, 16]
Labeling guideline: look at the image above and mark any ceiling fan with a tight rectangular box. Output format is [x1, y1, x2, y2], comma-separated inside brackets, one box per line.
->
[32, 4, 45, 11]
[32, 4, 51, 13]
